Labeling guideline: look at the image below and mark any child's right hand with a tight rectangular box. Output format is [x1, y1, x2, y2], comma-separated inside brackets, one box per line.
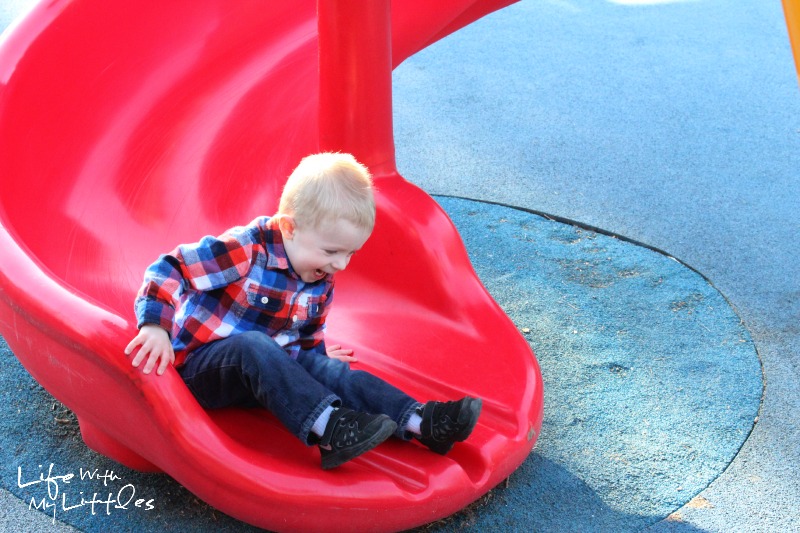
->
[124, 324, 175, 376]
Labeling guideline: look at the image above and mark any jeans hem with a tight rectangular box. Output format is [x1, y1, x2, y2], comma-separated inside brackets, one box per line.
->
[300, 393, 340, 445]
[395, 401, 424, 440]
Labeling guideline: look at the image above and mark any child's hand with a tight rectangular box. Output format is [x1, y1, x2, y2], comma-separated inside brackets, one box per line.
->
[326, 344, 357, 363]
[124, 324, 175, 376]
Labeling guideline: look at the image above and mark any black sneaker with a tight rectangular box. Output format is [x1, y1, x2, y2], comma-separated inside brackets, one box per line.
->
[416, 397, 482, 455]
[318, 408, 397, 469]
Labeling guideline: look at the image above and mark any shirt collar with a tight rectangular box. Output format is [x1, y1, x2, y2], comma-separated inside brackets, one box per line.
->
[264, 217, 292, 273]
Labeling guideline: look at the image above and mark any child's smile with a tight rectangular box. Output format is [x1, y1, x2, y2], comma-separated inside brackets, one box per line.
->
[281, 217, 371, 284]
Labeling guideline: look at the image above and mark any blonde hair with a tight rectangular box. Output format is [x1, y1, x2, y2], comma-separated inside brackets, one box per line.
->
[278, 152, 375, 231]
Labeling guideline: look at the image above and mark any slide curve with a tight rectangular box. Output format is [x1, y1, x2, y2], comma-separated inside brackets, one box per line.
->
[0, 1, 542, 531]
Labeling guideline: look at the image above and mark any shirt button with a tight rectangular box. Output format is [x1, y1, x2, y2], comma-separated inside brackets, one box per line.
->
[292, 315, 298, 322]
[261, 297, 269, 304]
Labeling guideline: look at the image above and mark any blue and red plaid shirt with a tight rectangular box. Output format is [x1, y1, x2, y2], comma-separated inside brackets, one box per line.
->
[134, 216, 334, 365]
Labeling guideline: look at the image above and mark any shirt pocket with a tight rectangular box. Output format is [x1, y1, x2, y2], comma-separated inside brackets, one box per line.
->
[293, 293, 328, 324]
[245, 283, 286, 316]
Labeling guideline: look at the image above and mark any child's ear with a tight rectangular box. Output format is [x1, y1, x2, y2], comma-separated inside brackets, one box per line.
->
[277, 215, 297, 240]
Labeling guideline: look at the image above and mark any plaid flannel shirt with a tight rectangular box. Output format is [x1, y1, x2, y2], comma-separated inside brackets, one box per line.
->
[134, 216, 333, 365]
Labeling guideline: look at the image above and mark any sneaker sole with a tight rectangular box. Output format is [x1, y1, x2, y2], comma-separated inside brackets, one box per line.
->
[454, 397, 482, 441]
[321, 417, 397, 470]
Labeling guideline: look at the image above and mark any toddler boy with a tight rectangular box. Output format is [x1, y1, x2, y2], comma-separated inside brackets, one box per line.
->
[125, 153, 481, 469]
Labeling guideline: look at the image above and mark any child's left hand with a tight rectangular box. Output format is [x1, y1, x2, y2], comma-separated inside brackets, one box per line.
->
[326, 344, 358, 363]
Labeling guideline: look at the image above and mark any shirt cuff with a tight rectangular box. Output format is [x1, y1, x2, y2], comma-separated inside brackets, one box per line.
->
[135, 297, 175, 334]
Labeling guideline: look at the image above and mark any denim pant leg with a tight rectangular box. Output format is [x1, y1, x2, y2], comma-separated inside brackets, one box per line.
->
[295, 348, 421, 440]
[178, 331, 340, 445]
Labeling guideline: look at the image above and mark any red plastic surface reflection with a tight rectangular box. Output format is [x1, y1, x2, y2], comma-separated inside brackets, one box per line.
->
[0, 1, 543, 531]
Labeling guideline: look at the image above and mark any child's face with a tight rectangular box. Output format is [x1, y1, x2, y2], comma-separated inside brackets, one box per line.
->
[280, 217, 371, 283]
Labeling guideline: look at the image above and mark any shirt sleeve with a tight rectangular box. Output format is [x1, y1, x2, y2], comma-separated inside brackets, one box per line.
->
[134, 222, 259, 331]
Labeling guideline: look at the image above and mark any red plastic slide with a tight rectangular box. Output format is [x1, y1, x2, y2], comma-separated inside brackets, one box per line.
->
[0, 1, 542, 531]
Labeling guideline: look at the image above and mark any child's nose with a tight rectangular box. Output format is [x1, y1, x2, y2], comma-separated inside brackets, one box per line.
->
[332, 255, 349, 271]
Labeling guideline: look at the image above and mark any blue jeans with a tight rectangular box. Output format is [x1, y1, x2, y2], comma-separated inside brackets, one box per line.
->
[295, 343, 421, 439]
[178, 331, 420, 444]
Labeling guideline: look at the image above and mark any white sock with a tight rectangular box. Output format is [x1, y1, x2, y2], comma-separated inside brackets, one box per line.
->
[405, 412, 423, 436]
[311, 405, 335, 437]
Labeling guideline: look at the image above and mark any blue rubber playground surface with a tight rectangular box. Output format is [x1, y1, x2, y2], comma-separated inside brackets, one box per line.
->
[1, 1, 798, 531]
